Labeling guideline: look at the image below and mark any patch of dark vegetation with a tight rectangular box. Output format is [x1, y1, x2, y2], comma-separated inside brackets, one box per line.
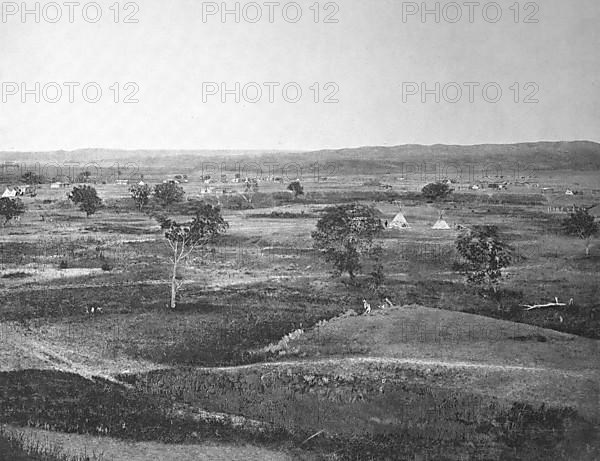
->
[100, 261, 112, 272]
[510, 334, 548, 342]
[0, 282, 348, 366]
[465, 300, 600, 340]
[1, 272, 29, 279]
[303, 190, 403, 205]
[450, 193, 546, 206]
[0, 242, 32, 265]
[215, 233, 272, 249]
[83, 223, 152, 235]
[518, 303, 600, 339]
[0, 370, 291, 449]
[251, 211, 317, 219]
[0, 284, 168, 321]
[0, 238, 125, 268]
[123, 285, 348, 366]
[385, 279, 600, 340]
[121, 365, 599, 460]
[491, 402, 599, 461]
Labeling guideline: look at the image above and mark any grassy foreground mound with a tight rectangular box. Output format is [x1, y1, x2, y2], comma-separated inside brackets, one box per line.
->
[275, 305, 600, 420]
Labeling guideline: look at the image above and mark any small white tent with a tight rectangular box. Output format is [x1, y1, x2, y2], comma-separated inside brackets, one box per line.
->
[389, 212, 410, 229]
[432, 212, 450, 230]
[2, 187, 17, 198]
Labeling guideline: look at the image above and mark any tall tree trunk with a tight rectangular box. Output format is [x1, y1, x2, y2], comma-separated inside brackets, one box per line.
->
[170, 260, 178, 309]
[585, 241, 590, 257]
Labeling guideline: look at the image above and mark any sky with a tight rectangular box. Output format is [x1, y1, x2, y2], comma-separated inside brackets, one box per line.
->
[0, 0, 599, 151]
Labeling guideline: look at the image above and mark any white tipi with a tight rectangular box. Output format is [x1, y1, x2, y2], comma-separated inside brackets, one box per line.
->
[432, 212, 450, 230]
[389, 211, 410, 229]
[2, 187, 17, 198]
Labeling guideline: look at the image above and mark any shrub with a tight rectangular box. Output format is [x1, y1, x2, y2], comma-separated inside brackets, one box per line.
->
[0, 197, 25, 224]
[422, 182, 453, 201]
[153, 182, 185, 206]
[58, 260, 68, 270]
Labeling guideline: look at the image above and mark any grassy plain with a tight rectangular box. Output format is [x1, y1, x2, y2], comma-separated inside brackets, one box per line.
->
[0, 148, 598, 460]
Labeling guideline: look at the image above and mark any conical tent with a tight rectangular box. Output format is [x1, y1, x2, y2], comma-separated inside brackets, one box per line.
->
[432, 219, 450, 230]
[432, 212, 450, 230]
[2, 187, 16, 198]
[390, 212, 409, 229]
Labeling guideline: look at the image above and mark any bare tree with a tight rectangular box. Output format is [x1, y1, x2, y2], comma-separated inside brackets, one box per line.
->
[159, 204, 228, 309]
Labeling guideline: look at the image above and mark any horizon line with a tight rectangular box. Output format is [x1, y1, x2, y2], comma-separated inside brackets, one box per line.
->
[0, 139, 598, 155]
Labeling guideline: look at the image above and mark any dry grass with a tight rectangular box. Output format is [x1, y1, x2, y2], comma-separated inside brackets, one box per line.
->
[1, 425, 294, 461]
[0, 173, 598, 459]
[279, 305, 600, 421]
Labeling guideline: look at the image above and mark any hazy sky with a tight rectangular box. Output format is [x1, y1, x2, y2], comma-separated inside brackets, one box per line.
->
[1, 0, 599, 150]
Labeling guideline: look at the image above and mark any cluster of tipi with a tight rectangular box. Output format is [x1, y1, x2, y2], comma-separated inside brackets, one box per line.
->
[388, 210, 450, 230]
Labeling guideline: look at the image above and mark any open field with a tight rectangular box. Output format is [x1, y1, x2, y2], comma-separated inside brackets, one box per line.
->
[0, 144, 599, 460]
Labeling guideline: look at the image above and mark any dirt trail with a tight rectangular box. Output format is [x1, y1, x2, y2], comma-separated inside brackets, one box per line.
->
[0, 322, 137, 386]
[0, 322, 297, 459]
[1, 320, 569, 379]
[191, 355, 590, 375]
[2, 320, 592, 383]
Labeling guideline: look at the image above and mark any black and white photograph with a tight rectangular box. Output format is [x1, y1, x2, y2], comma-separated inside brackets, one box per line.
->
[0, 1, 599, 459]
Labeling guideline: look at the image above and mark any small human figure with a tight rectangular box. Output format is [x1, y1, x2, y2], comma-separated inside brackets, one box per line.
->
[363, 299, 371, 315]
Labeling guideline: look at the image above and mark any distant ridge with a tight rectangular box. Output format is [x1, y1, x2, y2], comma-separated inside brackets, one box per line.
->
[0, 141, 598, 172]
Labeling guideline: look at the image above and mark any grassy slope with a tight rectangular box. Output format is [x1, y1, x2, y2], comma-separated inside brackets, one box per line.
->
[281, 305, 600, 422]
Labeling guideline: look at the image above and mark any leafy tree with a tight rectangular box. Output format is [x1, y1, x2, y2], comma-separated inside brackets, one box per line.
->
[312, 204, 384, 281]
[455, 225, 512, 294]
[68, 185, 102, 217]
[160, 204, 228, 309]
[130, 183, 152, 211]
[422, 181, 453, 201]
[287, 180, 304, 198]
[154, 182, 185, 206]
[0, 198, 25, 225]
[563, 207, 599, 257]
